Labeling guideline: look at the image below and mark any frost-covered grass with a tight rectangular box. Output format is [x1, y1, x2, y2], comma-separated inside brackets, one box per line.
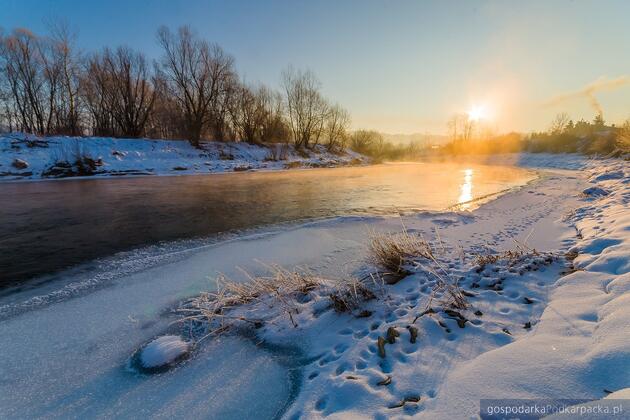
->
[178, 265, 381, 341]
[179, 266, 326, 336]
[0, 133, 367, 181]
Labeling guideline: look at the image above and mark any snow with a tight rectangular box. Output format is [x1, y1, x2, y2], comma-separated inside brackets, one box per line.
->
[139, 335, 189, 369]
[582, 186, 609, 197]
[415, 158, 630, 418]
[0, 133, 366, 181]
[1, 151, 629, 418]
[438, 152, 589, 171]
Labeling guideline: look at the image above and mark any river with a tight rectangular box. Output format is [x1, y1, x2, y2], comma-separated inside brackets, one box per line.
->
[0, 162, 534, 287]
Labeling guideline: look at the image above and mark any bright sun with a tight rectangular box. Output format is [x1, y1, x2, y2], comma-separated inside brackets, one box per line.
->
[467, 105, 488, 122]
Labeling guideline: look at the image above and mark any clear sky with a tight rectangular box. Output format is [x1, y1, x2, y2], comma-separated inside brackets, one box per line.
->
[2, 0, 630, 134]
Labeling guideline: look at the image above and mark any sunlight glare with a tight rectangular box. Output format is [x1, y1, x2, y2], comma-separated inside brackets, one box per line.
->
[467, 105, 488, 122]
[458, 168, 474, 209]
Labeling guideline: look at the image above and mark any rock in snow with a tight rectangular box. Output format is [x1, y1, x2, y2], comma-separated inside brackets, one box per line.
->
[140, 335, 189, 369]
[11, 158, 28, 169]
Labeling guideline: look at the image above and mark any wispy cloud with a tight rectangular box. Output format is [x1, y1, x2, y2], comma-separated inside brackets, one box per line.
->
[543, 75, 630, 116]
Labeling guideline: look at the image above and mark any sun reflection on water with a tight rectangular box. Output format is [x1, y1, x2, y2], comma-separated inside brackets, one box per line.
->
[458, 168, 473, 209]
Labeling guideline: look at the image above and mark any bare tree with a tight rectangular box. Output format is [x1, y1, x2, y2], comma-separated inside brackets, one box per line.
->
[0, 23, 353, 148]
[0, 29, 53, 134]
[281, 66, 329, 149]
[81, 47, 155, 137]
[48, 21, 81, 135]
[324, 103, 350, 152]
[156, 25, 235, 147]
[229, 82, 262, 143]
[258, 85, 288, 143]
[0, 29, 15, 131]
[617, 118, 630, 151]
[447, 113, 473, 142]
[550, 112, 570, 134]
[145, 72, 183, 139]
[350, 129, 383, 155]
[81, 51, 115, 136]
[229, 82, 291, 144]
[0, 27, 84, 135]
[105, 47, 155, 137]
[210, 71, 238, 141]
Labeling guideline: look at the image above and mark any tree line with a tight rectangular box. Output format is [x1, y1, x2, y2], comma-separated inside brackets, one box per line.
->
[437, 112, 630, 156]
[0, 24, 351, 150]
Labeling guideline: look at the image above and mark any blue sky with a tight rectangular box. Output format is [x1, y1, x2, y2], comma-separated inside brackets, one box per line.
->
[2, 0, 630, 133]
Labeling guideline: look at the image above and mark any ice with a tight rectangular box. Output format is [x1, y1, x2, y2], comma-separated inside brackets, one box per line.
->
[0, 215, 372, 418]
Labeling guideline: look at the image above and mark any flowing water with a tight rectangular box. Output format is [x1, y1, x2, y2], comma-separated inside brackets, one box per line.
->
[0, 162, 534, 286]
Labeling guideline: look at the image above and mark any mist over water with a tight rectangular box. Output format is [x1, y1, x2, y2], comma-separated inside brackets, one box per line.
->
[0, 162, 534, 286]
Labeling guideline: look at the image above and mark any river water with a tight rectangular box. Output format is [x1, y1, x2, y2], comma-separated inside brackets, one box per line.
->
[0, 162, 534, 286]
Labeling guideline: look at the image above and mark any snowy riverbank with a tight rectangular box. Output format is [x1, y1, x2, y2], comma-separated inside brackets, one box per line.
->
[272, 156, 629, 418]
[1, 153, 628, 419]
[0, 133, 367, 181]
[154, 154, 630, 418]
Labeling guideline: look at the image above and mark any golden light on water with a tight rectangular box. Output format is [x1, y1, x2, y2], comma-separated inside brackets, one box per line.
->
[458, 168, 474, 209]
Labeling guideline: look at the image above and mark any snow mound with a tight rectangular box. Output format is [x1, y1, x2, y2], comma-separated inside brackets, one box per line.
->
[140, 335, 189, 368]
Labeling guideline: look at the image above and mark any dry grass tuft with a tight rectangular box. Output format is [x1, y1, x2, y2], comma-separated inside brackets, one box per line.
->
[474, 240, 545, 270]
[329, 277, 377, 313]
[368, 225, 468, 310]
[178, 264, 381, 341]
[367, 228, 433, 279]
[178, 265, 326, 339]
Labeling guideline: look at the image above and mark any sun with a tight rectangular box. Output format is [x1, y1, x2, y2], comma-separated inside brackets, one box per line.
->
[467, 105, 488, 122]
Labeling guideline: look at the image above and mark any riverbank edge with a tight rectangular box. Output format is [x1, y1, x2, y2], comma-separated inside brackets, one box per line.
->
[0, 134, 369, 182]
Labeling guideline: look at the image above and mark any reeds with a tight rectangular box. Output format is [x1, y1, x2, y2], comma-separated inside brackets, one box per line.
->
[177, 264, 378, 340]
[367, 228, 433, 279]
[367, 225, 468, 310]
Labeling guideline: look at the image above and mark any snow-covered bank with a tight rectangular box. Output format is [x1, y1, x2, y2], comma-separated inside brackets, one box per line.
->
[163, 154, 630, 418]
[0, 134, 367, 181]
[425, 158, 630, 418]
[423, 152, 589, 171]
[178, 162, 591, 419]
[272, 157, 628, 419]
